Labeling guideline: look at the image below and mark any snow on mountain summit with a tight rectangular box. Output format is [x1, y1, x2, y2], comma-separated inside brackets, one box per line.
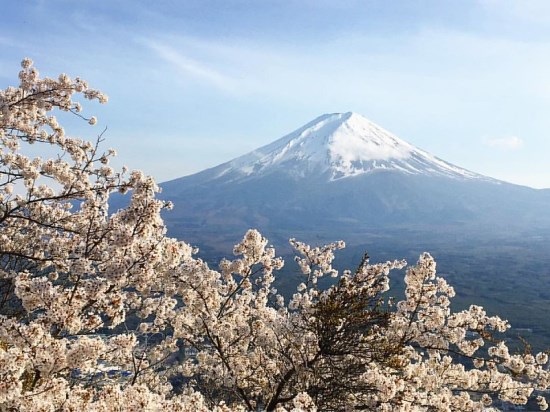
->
[203, 112, 487, 183]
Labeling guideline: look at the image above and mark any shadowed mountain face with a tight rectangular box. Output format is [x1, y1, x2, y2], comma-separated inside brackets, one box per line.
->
[159, 112, 550, 252]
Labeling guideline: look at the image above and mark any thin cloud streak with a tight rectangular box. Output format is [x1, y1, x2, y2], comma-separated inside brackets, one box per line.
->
[145, 41, 239, 93]
[483, 136, 524, 150]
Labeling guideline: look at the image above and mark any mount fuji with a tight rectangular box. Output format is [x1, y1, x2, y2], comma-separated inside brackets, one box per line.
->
[151, 112, 550, 346]
[159, 112, 550, 252]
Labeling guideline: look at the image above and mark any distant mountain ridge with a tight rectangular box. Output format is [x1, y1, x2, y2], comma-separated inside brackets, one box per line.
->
[159, 112, 550, 252]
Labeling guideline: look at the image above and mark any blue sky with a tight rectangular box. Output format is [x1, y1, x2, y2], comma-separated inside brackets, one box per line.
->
[2, 1, 550, 188]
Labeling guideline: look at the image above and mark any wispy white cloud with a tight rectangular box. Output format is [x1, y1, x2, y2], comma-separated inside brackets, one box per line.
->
[138, 35, 298, 98]
[144, 41, 239, 93]
[483, 136, 524, 150]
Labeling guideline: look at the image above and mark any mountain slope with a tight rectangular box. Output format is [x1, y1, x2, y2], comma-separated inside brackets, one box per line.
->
[159, 112, 550, 252]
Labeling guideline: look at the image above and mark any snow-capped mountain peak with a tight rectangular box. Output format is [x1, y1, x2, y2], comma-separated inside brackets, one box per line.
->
[202, 112, 487, 183]
[157, 111, 549, 254]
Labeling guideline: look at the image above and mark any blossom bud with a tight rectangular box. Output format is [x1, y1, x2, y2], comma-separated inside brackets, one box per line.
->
[21, 58, 33, 69]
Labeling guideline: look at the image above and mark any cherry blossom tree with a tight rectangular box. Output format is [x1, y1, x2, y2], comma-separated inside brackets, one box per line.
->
[0, 58, 212, 411]
[1, 59, 550, 411]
